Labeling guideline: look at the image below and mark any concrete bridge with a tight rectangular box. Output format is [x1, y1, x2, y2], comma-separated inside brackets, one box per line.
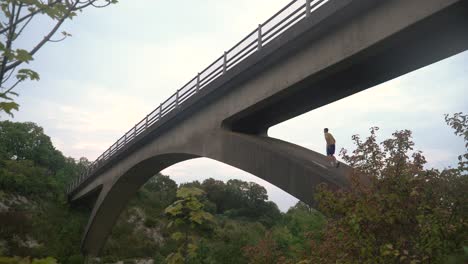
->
[68, 0, 468, 255]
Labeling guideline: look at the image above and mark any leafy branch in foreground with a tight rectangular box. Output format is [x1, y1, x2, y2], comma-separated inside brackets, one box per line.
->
[0, 0, 118, 117]
[165, 187, 215, 264]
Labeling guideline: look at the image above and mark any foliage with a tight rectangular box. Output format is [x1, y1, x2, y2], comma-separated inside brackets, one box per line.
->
[199, 178, 282, 226]
[0, 121, 84, 198]
[445, 112, 468, 171]
[243, 231, 285, 264]
[241, 203, 326, 264]
[0, 0, 117, 117]
[3, 115, 466, 263]
[165, 187, 215, 263]
[302, 114, 468, 264]
[0, 121, 88, 261]
[142, 174, 178, 208]
[203, 219, 266, 264]
[0, 257, 57, 264]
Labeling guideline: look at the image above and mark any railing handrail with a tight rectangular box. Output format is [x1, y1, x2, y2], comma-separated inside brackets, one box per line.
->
[68, 0, 329, 195]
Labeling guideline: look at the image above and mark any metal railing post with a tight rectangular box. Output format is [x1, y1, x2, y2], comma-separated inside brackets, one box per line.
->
[306, 0, 311, 17]
[196, 73, 200, 91]
[223, 52, 227, 74]
[176, 90, 179, 107]
[257, 24, 263, 50]
[159, 104, 162, 120]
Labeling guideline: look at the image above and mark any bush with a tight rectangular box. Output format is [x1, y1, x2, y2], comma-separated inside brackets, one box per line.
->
[305, 116, 468, 264]
[67, 255, 84, 264]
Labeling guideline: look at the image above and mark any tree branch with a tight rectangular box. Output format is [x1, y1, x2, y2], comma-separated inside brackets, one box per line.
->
[0, 3, 17, 87]
[4, 1, 79, 73]
[1, 79, 21, 96]
[48, 35, 68, 42]
[13, 13, 34, 41]
[1, 65, 16, 85]
[0, 0, 62, 35]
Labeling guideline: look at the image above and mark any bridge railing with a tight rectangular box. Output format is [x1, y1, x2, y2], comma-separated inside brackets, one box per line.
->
[67, 0, 329, 195]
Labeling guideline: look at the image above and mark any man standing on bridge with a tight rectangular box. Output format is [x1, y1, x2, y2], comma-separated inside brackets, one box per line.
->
[324, 128, 339, 168]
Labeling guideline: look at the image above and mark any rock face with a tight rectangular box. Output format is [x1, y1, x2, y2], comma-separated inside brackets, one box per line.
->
[0, 192, 42, 251]
[0, 192, 35, 212]
[127, 207, 165, 245]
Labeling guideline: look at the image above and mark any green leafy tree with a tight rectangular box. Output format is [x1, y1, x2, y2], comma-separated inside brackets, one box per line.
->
[164, 187, 214, 264]
[0, 0, 117, 117]
[445, 112, 468, 171]
[302, 114, 468, 264]
[0, 121, 64, 170]
[144, 174, 178, 207]
[0, 121, 73, 197]
[205, 220, 266, 264]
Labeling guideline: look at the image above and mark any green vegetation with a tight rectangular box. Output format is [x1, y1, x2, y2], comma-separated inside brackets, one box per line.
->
[164, 187, 214, 263]
[0, 121, 89, 261]
[0, 0, 117, 117]
[0, 113, 466, 263]
[0, 256, 57, 264]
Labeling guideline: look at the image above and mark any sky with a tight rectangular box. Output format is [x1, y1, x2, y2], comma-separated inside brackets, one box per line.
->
[6, 0, 468, 211]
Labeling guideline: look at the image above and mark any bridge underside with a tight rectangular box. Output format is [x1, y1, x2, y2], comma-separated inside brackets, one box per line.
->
[70, 0, 468, 256]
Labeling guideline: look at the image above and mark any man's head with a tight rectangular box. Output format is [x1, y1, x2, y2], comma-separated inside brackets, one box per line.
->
[324, 128, 329, 133]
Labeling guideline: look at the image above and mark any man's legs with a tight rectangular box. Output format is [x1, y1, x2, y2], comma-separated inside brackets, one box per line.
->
[331, 154, 339, 167]
[327, 144, 339, 167]
[326, 145, 334, 166]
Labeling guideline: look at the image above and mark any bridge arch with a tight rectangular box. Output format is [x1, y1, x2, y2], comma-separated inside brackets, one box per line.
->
[73, 129, 352, 255]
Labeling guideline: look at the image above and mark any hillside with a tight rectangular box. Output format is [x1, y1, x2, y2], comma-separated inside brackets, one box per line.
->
[0, 116, 467, 263]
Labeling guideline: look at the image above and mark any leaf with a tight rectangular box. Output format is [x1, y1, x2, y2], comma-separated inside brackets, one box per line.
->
[62, 31, 72, 37]
[186, 199, 203, 211]
[1, 3, 11, 17]
[15, 49, 33, 62]
[171, 232, 184, 241]
[165, 202, 183, 216]
[188, 243, 198, 256]
[0, 92, 13, 100]
[190, 211, 205, 224]
[0, 101, 19, 117]
[17, 69, 40, 81]
[177, 187, 205, 198]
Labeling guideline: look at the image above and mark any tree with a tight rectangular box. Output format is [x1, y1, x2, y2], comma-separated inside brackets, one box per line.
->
[302, 114, 468, 264]
[0, 0, 117, 117]
[144, 174, 178, 206]
[164, 187, 215, 264]
[445, 112, 468, 171]
[242, 231, 286, 264]
[0, 121, 64, 171]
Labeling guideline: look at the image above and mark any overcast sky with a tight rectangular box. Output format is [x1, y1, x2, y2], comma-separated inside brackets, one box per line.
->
[8, 0, 468, 211]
